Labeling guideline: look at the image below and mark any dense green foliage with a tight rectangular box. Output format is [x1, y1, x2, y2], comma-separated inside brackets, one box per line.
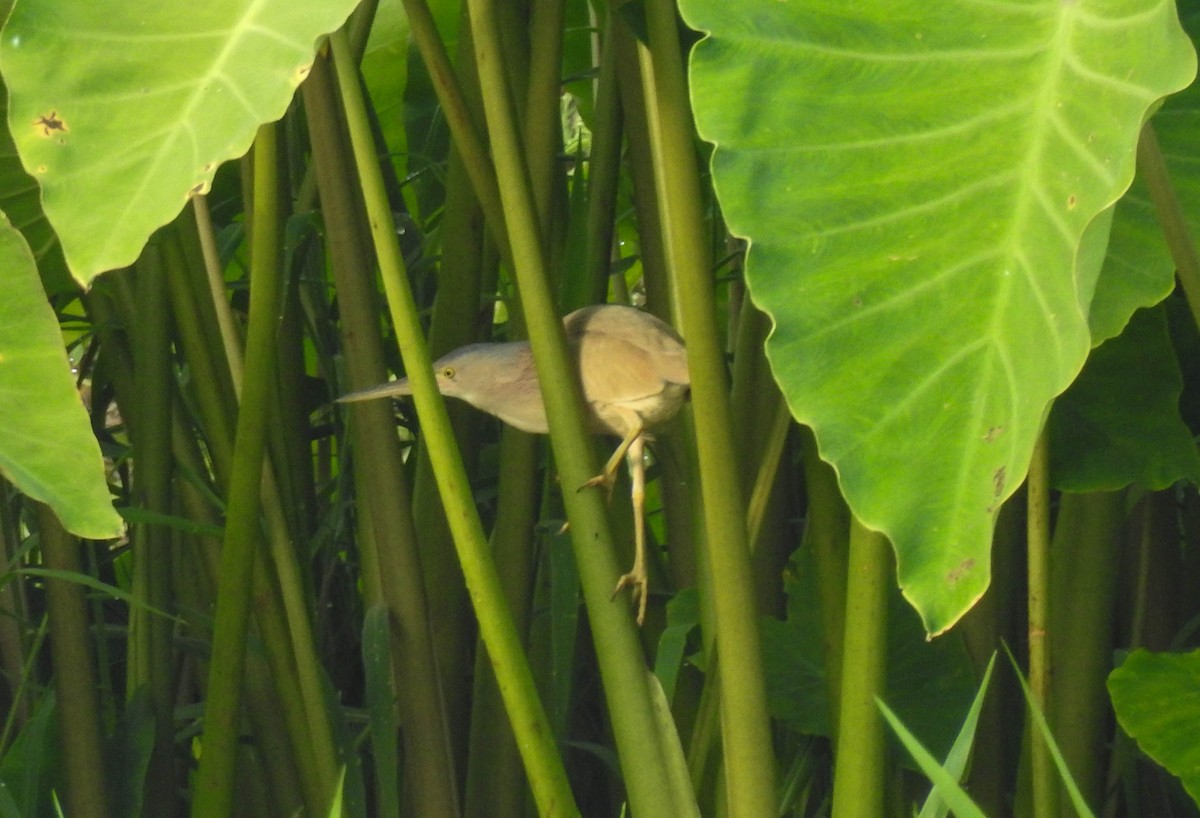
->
[0, 0, 1198, 816]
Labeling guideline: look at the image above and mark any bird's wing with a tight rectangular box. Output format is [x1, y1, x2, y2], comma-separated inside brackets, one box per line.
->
[566, 305, 690, 399]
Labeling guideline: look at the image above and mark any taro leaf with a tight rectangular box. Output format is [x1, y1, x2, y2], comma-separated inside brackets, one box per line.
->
[0, 210, 122, 539]
[1050, 305, 1200, 492]
[1108, 648, 1200, 807]
[0, 0, 360, 286]
[1093, 4, 1200, 344]
[0, 72, 71, 297]
[681, 0, 1198, 633]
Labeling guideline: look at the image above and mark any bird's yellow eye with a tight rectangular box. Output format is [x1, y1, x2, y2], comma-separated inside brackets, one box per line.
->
[441, 366, 455, 379]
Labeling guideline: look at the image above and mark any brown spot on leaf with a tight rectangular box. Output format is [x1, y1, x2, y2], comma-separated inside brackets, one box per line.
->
[946, 558, 975, 584]
[992, 466, 1006, 498]
[1067, 194, 1077, 209]
[34, 111, 67, 138]
[983, 425, 1003, 443]
[188, 182, 205, 197]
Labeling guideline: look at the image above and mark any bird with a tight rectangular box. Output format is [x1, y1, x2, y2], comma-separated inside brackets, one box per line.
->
[339, 303, 690, 625]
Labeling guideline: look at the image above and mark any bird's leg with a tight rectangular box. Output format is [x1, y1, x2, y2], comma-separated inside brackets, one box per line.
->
[580, 422, 643, 501]
[611, 435, 649, 625]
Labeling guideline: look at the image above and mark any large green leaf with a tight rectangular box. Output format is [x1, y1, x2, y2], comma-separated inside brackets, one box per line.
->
[1108, 648, 1200, 808]
[0, 0, 360, 285]
[1049, 305, 1200, 492]
[0, 73, 71, 297]
[1093, 5, 1200, 343]
[681, 0, 1197, 633]
[0, 210, 120, 539]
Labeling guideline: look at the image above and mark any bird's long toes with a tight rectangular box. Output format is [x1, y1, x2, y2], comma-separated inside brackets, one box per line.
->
[578, 472, 617, 502]
[612, 571, 649, 626]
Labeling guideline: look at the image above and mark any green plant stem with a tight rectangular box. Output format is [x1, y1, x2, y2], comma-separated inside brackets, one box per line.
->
[580, 7, 623, 307]
[637, 0, 778, 812]
[798, 427, 850, 741]
[960, 499, 1022, 817]
[129, 242, 179, 817]
[456, 0, 696, 809]
[195, 161, 342, 810]
[172, 424, 307, 817]
[168, 225, 335, 818]
[523, 0, 564, 242]
[329, 30, 579, 817]
[733, 300, 793, 615]
[303, 51, 461, 818]
[1049, 491, 1123, 812]
[191, 196, 245, 391]
[464, 433, 541, 818]
[408, 20, 492, 772]
[1026, 430, 1055, 818]
[91, 271, 318, 815]
[191, 124, 286, 818]
[830, 519, 889, 818]
[397, 0, 510, 265]
[1138, 122, 1200, 331]
[38, 503, 109, 818]
[612, 19, 701, 601]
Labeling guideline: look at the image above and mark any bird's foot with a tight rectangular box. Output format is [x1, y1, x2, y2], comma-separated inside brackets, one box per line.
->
[612, 569, 648, 626]
[578, 470, 617, 502]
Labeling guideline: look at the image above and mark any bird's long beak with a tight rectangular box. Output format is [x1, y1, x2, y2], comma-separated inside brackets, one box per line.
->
[336, 378, 413, 403]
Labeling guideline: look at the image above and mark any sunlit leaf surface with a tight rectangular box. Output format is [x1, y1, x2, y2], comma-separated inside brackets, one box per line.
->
[0, 210, 122, 538]
[0, 0, 359, 285]
[1109, 648, 1200, 807]
[681, 0, 1197, 632]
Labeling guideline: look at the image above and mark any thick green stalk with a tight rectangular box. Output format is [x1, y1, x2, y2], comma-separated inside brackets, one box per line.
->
[460, 32, 535, 790]
[303, 53, 461, 818]
[799, 427, 850, 741]
[398, 0, 509, 264]
[456, 1, 693, 812]
[92, 274, 320, 814]
[409, 16, 495, 769]
[1025, 430, 1055, 818]
[38, 504, 109, 818]
[168, 219, 333, 817]
[960, 499, 1022, 817]
[1139, 122, 1200, 330]
[1050, 491, 1123, 812]
[829, 520, 889, 818]
[194, 155, 341, 807]
[523, 0, 564, 240]
[191, 124, 286, 818]
[129, 245, 179, 818]
[270, 271, 316, 540]
[613, 21, 701, 597]
[732, 300, 792, 615]
[330, 30, 578, 816]
[578, 8, 624, 308]
[191, 196, 245, 390]
[637, 0, 778, 813]
[464, 431, 541, 818]
[172, 425, 307, 818]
